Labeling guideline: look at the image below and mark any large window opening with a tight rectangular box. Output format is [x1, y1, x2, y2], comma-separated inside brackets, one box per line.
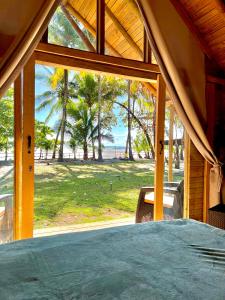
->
[0, 86, 14, 243]
[7, 0, 188, 239]
[34, 65, 158, 236]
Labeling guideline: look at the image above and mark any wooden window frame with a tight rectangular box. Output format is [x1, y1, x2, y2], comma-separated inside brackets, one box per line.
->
[13, 41, 170, 239]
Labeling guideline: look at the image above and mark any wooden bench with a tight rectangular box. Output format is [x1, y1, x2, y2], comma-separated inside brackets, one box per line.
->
[136, 181, 184, 223]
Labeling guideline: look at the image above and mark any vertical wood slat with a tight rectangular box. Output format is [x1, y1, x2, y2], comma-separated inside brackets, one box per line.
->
[187, 140, 204, 221]
[21, 55, 35, 238]
[14, 75, 23, 240]
[205, 81, 217, 212]
[143, 30, 152, 64]
[154, 74, 166, 221]
[14, 56, 35, 239]
[96, 0, 105, 55]
[183, 131, 190, 218]
[168, 106, 174, 182]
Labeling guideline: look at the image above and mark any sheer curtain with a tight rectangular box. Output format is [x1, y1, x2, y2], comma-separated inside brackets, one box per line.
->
[0, 0, 60, 99]
[136, 0, 222, 207]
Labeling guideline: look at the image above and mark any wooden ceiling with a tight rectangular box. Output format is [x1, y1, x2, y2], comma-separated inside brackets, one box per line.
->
[172, 0, 225, 71]
[63, 0, 225, 72]
[64, 0, 144, 61]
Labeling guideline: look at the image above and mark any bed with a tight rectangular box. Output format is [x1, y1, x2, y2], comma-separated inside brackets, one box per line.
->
[0, 219, 225, 299]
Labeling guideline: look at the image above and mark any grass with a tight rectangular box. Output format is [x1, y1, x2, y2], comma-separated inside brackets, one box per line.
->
[34, 160, 183, 228]
[34, 160, 155, 228]
[0, 160, 184, 229]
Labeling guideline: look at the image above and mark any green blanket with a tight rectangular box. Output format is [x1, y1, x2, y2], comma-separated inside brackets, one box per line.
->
[0, 219, 225, 299]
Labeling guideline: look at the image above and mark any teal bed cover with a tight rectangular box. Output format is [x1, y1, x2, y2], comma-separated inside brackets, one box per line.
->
[0, 219, 225, 299]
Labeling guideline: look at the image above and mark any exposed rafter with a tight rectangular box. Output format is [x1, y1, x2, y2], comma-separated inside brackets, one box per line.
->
[65, 3, 121, 57]
[105, 5, 143, 59]
[61, 5, 95, 52]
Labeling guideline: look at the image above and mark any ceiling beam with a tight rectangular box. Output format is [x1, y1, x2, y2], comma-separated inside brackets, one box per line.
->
[36, 43, 159, 73]
[97, 0, 105, 55]
[35, 43, 158, 82]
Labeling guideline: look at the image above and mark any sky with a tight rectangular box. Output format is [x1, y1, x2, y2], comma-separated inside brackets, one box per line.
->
[35, 64, 184, 149]
[35, 64, 129, 147]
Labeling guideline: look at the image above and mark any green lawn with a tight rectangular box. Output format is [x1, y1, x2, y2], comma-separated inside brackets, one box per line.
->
[34, 160, 156, 228]
[34, 160, 184, 228]
[0, 160, 183, 229]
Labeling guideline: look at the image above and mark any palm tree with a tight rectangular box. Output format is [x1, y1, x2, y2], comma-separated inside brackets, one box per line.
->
[0, 87, 14, 161]
[115, 81, 155, 159]
[35, 121, 54, 159]
[48, 7, 93, 50]
[36, 67, 76, 161]
[127, 80, 134, 161]
[67, 99, 114, 160]
[43, 139, 54, 160]
[76, 72, 98, 159]
[36, 6, 92, 161]
[67, 99, 96, 160]
[97, 75, 126, 161]
[66, 124, 80, 160]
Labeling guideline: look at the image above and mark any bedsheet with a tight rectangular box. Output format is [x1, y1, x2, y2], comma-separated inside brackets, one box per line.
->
[0, 219, 225, 299]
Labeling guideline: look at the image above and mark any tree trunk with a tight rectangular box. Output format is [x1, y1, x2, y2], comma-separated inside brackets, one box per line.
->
[39, 149, 42, 160]
[45, 150, 48, 160]
[83, 141, 88, 160]
[97, 75, 103, 161]
[128, 81, 134, 161]
[52, 120, 62, 159]
[180, 145, 184, 160]
[138, 153, 142, 159]
[73, 148, 76, 160]
[124, 135, 129, 158]
[180, 133, 184, 160]
[89, 107, 95, 160]
[58, 69, 68, 162]
[174, 141, 180, 169]
[115, 101, 155, 159]
[4, 144, 8, 161]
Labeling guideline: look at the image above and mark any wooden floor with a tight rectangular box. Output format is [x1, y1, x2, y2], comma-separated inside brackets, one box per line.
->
[34, 217, 135, 238]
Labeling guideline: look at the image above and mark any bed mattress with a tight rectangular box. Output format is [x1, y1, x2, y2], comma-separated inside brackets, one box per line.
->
[0, 219, 225, 299]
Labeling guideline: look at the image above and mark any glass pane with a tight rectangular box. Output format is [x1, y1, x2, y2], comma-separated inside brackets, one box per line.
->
[163, 105, 184, 220]
[34, 63, 159, 236]
[0, 86, 14, 243]
[105, 0, 144, 61]
[48, 3, 96, 52]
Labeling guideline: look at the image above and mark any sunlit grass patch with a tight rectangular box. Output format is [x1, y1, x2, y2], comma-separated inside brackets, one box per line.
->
[33, 160, 182, 228]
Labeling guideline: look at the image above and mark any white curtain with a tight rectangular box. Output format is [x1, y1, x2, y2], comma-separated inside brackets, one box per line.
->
[136, 0, 222, 207]
[0, 0, 60, 98]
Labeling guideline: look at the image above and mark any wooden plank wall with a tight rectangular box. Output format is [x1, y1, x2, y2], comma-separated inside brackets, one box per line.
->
[186, 140, 205, 221]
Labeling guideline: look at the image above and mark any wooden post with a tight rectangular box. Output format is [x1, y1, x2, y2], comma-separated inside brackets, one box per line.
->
[154, 74, 166, 221]
[97, 0, 105, 55]
[14, 75, 23, 240]
[183, 131, 190, 218]
[184, 135, 205, 221]
[144, 30, 151, 64]
[14, 56, 35, 239]
[21, 55, 35, 238]
[168, 106, 174, 181]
